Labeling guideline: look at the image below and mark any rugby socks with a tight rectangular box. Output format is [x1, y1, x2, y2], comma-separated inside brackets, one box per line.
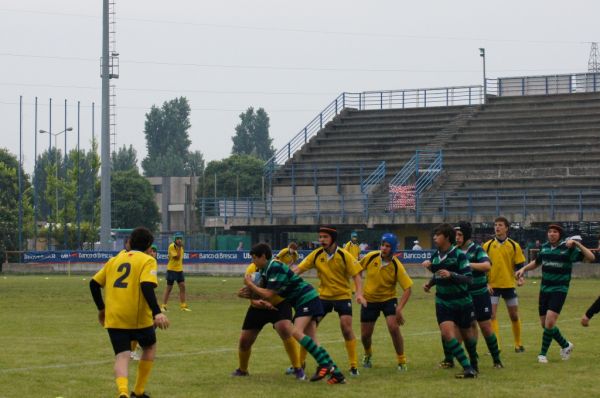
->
[442, 336, 453, 362]
[238, 349, 251, 372]
[464, 338, 479, 368]
[540, 327, 553, 356]
[397, 353, 407, 365]
[551, 326, 569, 349]
[116, 376, 128, 397]
[345, 338, 358, 368]
[364, 346, 373, 356]
[511, 319, 522, 348]
[282, 337, 301, 369]
[133, 359, 153, 396]
[299, 336, 335, 367]
[130, 341, 138, 351]
[445, 338, 471, 370]
[491, 318, 501, 348]
[484, 333, 501, 363]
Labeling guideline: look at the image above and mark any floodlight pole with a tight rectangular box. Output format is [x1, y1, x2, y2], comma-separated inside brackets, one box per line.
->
[480, 48, 487, 104]
[100, 0, 112, 250]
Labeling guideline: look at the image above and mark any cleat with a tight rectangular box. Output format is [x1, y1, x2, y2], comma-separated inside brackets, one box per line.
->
[180, 304, 192, 312]
[119, 395, 128, 398]
[362, 354, 372, 368]
[293, 367, 307, 381]
[397, 363, 408, 371]
[160, 304, 168, 312]
[310, 363, 335, 382]
[327, 371, 346, 385]
[471, 361, 479, 373]
[131, 393, 150, 398]
[493, 361, 504, 369]
[537, 355, 548, 364]
[560, 342, 574, 360]
[439, 359, 455, 369]
[349, 367, 359, 376]
[285, 366, 295, 375]
[455, 367, 477, 379]
[514, 346, 525, 353]
[231, 368, 249, 376]
[131, 345, 143, 361]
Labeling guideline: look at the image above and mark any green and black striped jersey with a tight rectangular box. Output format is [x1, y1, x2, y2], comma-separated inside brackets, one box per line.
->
[431, 245, 473, 309]
[535, 241, 583, 294]
[263, 259, 319, 307]
[463, 242, 491, 297]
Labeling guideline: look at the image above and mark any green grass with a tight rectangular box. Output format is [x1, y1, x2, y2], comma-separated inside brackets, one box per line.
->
[1, 275, 599, 397]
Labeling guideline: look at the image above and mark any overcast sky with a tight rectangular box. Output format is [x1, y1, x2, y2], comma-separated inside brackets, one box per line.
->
[1, 0, 597, 173]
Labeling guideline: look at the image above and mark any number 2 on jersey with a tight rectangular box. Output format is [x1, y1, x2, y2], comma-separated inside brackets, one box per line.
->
[113, 263, 131, 288]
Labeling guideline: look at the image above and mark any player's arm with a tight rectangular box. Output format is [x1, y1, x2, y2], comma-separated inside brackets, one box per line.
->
[396, 286, 411, 325]
[515, 259, 538, 278]
[423, 276, 436, 292]
[352, 272, 366, 307]
[294, 250, 316, 275]
[566, 240, 595, 263]
[89, 279, 106, 326]
[140, 282, 169, 329]
[582, 296, 600, 326]
[250, 299, 276, 310]
[170, 244, 181, 260]
[470, 251, 492, 272]
[244, 274, 277, 299]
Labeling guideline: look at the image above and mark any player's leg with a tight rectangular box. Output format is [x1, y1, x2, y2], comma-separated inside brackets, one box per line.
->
[161, 273, 174, 311]
[439, 320, 474, 377]
[132, 327, 158, 398]
[178, 272, 190, 311]
[273, 305, 304, 379]
[233, 306, 265, 375]
[336, 300, 358, 374]
[384, 315, 407, 370]
[460, 324, 478, 373]
[474, 294, 502, 367]
[490, 291, 501, 349]
[545, 292, 572, 359]
[360, 302, 378, 368]
[108, 329, 133, 397]
[505, 289, 523, 352]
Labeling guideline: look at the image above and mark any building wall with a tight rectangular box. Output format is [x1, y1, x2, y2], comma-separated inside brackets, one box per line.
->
[147, 176, 199, 234]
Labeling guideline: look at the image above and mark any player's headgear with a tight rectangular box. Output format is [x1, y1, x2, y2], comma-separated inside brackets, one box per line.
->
[381, 233, 398, 251]
[173, 232, 183, 241]
[454, 221, 472, 242]
[351, 231, 358, 238]
[319, 226, 337, 242]
[547, 223, 565, 239]
[150, 244, 158, 251]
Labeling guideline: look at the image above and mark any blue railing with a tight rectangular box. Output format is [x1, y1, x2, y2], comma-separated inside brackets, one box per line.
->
[415, 150, 443, 194]
[265, 85, 482, 179]
[486, 72, 600, 97]
[198, 189, 600, 224]
[361, 161, 386, 193]
[388, 149, 442, 189]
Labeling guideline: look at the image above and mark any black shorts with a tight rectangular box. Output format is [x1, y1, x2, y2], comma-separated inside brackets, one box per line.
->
[360, 298, 397, 323]
[242, 302, 293, 331]
[294, 297, 325, 320]
[166, 270, 185, 285]
[436, 303, 475, 329]
[107, 327, 156, 355]
[472, 293, 493, 322]
[539, 291, 568, 316]
[320, 298, 353, 318]
[491, 287, 517, 300]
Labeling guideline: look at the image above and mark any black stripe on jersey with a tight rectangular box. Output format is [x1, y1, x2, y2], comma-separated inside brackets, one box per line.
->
[540, 266, 572, 275]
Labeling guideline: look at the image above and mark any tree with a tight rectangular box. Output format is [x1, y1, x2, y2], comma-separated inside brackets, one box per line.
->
[200, 154, 264, 199]
[0, 148, 32, 260]
[142, 97, 193, 177]
[185, 150, 205, 177]
[112, 144, 138, 172]
[231, 107, 275, 161]
[112, 169, 160, 232]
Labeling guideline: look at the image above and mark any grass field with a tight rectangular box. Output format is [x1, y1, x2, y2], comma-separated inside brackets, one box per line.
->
[1, 274, 599, 398]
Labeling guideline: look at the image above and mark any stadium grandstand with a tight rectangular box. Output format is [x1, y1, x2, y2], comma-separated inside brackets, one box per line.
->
[198, 72, 600, 247]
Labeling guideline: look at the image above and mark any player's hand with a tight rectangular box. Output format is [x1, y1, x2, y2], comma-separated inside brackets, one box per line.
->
[422, 260, 432, 269]
[515, 269, 525, 279]
[565, 239, 575, 248]
[436, 269, 451, 279]
[423, 283, 431, 293]
[154, 313, 170, 330]
[581, 315, 590, 327]
[356, 294, 367, 308]
[260, 300, 276, 311]
[98, 309, 105, 327]
[244, 274, 254, 286]
[517, 276, 525, 287]
[487, 284, 494, 295]
[396, 310, 405, 326]
[238, 286, 252, 299]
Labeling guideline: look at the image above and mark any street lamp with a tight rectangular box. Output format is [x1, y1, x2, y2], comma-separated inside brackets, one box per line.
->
[39, 127, 72, 250]
[480, 48, 487, 104]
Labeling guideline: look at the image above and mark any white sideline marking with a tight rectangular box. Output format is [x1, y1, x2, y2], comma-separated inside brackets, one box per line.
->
[0, 318, 580, 374]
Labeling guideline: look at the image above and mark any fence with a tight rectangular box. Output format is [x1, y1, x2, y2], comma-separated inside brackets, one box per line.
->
[486, 72, 600, 97]
[199, 189, 600, 224]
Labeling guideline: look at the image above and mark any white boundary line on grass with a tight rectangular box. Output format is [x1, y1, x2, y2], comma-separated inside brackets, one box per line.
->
[0, 317, 582, 374]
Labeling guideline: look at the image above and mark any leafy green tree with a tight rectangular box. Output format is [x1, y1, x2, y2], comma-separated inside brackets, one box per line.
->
[200, 154, 264, 199]
[112, 169, 160, 232]
[0, 148, 32, 260]
[185, 150, 205, 177]
[231, 107, 275, 161]
[142, 97, 193, 177]
[112, 144, 138, 172]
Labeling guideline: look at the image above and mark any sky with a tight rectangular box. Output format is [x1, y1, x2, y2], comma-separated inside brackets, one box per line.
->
[1, 0, 597, 174]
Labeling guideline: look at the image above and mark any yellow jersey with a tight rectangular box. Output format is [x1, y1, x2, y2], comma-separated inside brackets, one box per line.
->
[167, 242, 184, 272]
[275, 247, 299, 266]
[360, 251, 413, 302]
[344, 241, 361, 260]
[297, 246, 362, 300]
[483, 237, 526, 289]
[245, 263, 284, 305]
[92, 250, 158, 329]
